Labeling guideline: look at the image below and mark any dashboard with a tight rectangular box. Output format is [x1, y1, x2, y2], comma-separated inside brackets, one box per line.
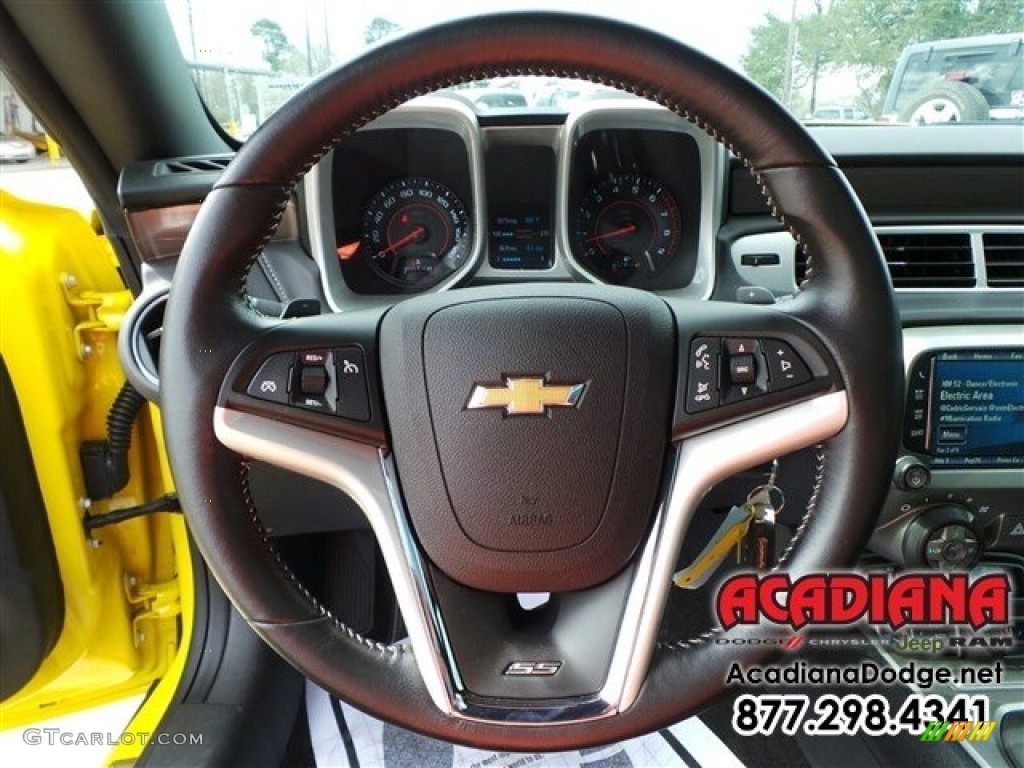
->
[118, 98, 1023, 576]
[14, 2, 1023, 758]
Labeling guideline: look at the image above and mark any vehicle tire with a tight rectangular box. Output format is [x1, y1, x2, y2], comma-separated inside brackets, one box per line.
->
[899, 80, 990, 124]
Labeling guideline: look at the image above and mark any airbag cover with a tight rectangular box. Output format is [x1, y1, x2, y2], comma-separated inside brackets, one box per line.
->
[380, 285, 674, 592]
[425, 298, 622, 552]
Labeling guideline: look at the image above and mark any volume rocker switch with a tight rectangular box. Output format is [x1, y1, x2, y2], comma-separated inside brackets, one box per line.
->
[762, 339, 811, 390]
[299, 366, 329, 396]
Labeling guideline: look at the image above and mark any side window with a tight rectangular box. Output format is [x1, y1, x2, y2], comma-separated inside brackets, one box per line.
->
[0, 73, 94, 220]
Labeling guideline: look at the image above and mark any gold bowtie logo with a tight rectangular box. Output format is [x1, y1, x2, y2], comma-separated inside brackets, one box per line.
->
[466, 377, 587, 416]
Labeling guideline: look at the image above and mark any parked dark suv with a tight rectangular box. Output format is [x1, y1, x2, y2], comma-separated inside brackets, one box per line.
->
[883, 33, 1024, 124]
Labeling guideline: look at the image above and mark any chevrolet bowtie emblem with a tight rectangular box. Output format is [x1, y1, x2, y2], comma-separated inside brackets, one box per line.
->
[466, 377, 587, 416]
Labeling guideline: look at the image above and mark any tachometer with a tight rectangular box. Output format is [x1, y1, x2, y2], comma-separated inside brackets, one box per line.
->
[572, 174, 681, 283]
[360, 177, 472, 288]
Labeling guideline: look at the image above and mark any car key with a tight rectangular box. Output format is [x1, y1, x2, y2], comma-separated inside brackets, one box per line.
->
[742, 484, 785, 571]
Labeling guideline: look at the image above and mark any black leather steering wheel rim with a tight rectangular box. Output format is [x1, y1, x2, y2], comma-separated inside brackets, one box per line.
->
[161, 11, 902, 750]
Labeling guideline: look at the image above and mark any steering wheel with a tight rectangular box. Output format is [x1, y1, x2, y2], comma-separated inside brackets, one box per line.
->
[161, 12, 902, 750]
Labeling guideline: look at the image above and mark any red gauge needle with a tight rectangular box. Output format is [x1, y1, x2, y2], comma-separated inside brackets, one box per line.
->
[585, 223, 637, 244]
[379, 226, 425, 256]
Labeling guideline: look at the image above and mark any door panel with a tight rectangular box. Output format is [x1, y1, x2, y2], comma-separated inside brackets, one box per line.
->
[0, 191, 188, 736]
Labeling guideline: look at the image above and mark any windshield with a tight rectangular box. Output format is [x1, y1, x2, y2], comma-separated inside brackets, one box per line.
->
[165, 1, 1022, 138]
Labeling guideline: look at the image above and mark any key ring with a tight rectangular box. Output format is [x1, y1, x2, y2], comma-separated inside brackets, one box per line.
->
[745, 483, 786, 516]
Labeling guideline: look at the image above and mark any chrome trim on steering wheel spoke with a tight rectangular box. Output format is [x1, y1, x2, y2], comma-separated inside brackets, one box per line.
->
[213, 407, 457, 714]
[616, 390, 848, 709]
[213, 389, 847, 725]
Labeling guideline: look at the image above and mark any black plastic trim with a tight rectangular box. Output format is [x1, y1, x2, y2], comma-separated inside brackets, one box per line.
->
[730, 163, 1024, 218]
[665, 301, 840, 439]
[220, 310, 389, 447]
[137, 537, 302, 768]
[0, 355, 64, 701]
[119, 155, 234, 211]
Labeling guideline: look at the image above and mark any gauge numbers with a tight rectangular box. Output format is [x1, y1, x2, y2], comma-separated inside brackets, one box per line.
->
[360, 177, 472, 288]
[573, 174, 681, 283]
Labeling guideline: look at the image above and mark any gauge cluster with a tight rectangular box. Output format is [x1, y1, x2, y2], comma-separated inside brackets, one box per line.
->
[561, 111, 710, 292]
[358, 176, 472, 288]
[326, 124, 476, 295]
[306, 98, 719, 303]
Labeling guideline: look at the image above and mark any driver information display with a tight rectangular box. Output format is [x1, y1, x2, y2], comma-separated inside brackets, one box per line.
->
[488, 206, 553, 269]
[930, 350, 1024, 468]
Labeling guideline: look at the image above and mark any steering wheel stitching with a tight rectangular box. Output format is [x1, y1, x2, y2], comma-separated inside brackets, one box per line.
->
[161, 11, 902, 750]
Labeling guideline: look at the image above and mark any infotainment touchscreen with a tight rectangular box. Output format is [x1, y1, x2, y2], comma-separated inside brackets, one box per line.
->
[905, 349, 1024, 468]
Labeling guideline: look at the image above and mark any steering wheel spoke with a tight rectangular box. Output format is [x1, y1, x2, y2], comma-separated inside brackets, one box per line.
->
[664, 298, 844, 438]
[213, 387, 847, 727]
[210, 406, 658, 723]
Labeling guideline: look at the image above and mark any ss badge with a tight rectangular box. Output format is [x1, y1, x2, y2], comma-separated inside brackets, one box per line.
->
[503, 660, 563, 676]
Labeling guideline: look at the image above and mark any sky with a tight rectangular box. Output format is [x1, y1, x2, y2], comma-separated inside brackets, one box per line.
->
[166, 0, 800, 72]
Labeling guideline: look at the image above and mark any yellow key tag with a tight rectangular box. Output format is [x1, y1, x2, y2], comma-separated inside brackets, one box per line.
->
[672, 505, 754, 590]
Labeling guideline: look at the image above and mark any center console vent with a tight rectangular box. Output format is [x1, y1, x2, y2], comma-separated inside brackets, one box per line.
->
[983, 232, 1024, 287]
[877, 232, 975, 288]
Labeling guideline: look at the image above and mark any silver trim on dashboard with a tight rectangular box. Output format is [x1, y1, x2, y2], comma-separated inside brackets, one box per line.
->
[730, 232, 799, 295]
[305, 98, 488, 311]
[213, 390, 848, 725]
[470, 123, 575, 283]
[556, 101, 721, 299]
[306, 98, 724, 304]
[731, 224, 1024, 296]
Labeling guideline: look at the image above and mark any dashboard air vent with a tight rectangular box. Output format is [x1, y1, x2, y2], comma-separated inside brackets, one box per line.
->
[983, 233, 1024, 288]
[877, 233, 975, 288]
[794, 247, 809, 285]
[119, 290, 166, 403]
[156, 156, 231, 175]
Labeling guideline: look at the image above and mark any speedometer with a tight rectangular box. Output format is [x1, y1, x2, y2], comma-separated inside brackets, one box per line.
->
[361, 177, 472, 288]
[572, 174, 681, 283]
